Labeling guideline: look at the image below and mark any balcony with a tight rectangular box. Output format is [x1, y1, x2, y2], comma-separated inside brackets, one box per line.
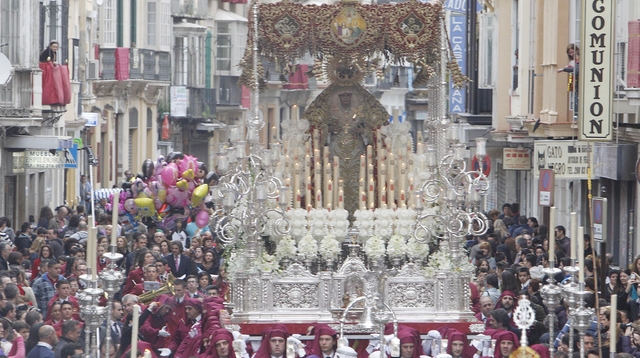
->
[188, 87, 216, 119]
[99, 48, 171, 82]
[0, 68, 43, 125]
[172, 0, 208, 19]
[216, 76, 242, 106]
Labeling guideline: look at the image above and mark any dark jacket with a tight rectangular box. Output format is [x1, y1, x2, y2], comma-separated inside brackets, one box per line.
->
[15, 233, 32, 252]
[167, 254, 196, 278]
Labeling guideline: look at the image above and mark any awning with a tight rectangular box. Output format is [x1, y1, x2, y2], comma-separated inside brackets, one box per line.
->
[214, 9, 248, 22]
[196, 121, 226, 132]
[5, 135, 72, 150]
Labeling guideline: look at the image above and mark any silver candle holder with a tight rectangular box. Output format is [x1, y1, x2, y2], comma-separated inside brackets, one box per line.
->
[540, 264, 562, 355]
[99, 247, 125, 358]
[79, 269, 107, 358]
[571, 286, 595, 358]
[562, 263, 582, 356]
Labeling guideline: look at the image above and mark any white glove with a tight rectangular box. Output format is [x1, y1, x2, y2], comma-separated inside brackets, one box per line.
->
[366, 340, 380, 354]
[291, 334, 302, 339]
[287, 337, 306, 357]
[389, 337, 400, 358]
[233, 339, 248, 356]
[158, 348, 171, 357]
[383, 334, 395, 344]
[337, 337, 349, 348]
[158, 326, 171, 338]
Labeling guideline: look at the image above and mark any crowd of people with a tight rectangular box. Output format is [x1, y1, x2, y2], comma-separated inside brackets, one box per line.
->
[466, 202, 640, 358]
[2, 195, 640, 358]
[0, 196, 228, 358]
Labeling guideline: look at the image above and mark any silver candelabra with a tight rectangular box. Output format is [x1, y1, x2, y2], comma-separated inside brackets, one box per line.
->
[210, 0, 290, 265]
[99, 248, 125, 358]
[78, 269, 107, 358]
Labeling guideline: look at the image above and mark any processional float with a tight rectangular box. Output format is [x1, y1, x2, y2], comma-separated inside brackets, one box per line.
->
[210, 0, 492, 335]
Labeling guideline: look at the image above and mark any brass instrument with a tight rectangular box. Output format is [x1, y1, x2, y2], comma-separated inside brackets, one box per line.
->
[138, 273, 176, 304]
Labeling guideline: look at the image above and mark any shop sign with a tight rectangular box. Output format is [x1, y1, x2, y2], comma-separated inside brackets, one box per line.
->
[579, 0, 615, 140]
[24, 150, 65, 169]
[503, 148, 531, 170]
[170, 86, 188, 117]
[449, 14, 466, 113]
[533, 141, 594, 179]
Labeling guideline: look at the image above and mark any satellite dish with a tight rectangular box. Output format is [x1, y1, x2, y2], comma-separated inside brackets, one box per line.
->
[0, 53, 12, 85]
[96, 0, 103, 5]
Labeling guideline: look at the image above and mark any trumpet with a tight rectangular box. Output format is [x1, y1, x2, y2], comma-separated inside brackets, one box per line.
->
[138, 273, 176, 304]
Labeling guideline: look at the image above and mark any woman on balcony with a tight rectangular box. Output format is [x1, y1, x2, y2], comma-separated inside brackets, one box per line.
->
[39, 41, 59, 63]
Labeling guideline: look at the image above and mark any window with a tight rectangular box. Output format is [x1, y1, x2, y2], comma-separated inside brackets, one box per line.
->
[0, 0, 19, 104]
[479, 13, 497, 88]
[101, 0, 116, 47]
[147, 1, 156, 46]
[217, 22, 231, 72]
[173, 37, 188, 86]
[159, 0, 171, 50]
[40, 0, 69, 63]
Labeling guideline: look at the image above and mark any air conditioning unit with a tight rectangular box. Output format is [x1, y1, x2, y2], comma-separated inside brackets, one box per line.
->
[88, 59, 100, 80]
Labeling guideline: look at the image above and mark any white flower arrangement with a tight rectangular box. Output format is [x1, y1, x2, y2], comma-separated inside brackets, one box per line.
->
[257, 251, 280, 273]
[264, 210, 284, 237]
[395, 208, 417, 221]
[275, 234, 298, 260]
[364, 235, 386, 258]
[319, 234, 341, 260]
[375, 224, 393, 239]
[329, 209, 349, 237]
[406, 237, 430, 260]
[286, 208, 308, 240]
[225, 246, 247, 280]
[386, 234, 407, 258]
[354, 210, 375, 237]
[422, 247, 452, 277]
[309, 209, 329, 240]
[297, 233, 318, 259]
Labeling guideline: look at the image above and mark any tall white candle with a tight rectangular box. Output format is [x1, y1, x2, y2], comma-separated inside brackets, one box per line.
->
[570, 212, 578, 260]
[131, 304, 140, 358]
[578, 226, 585, 282]
[333, 157, 340, 205]
[111, 195, 119, 247]
[611, 294, 618, 351]
[306, 176, 312, 209]
[368, 178, 375, 210]
[316, 190, 322, 209]
[549, 207, 556, 263]
[88, 226, 97, 280]
[387, 179, 395, 207]
[293, 163, 300, 209]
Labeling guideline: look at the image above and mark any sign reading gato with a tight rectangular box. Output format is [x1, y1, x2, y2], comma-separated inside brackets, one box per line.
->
[579, 0, 615, 141]
[534, 141, 595, 180]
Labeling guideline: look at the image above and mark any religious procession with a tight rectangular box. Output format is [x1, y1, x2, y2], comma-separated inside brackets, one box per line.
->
[1, 0, 638, 358]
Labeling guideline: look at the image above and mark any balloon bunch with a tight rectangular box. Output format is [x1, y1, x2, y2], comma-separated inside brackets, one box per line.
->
[110, 152, 220, 233]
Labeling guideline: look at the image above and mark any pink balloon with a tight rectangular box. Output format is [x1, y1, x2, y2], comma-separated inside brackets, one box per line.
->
[166, 186, 190, 208]
[178, 155, 198, 175]
[195, 210, 209, 229]
[161, 163, 179, 187]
